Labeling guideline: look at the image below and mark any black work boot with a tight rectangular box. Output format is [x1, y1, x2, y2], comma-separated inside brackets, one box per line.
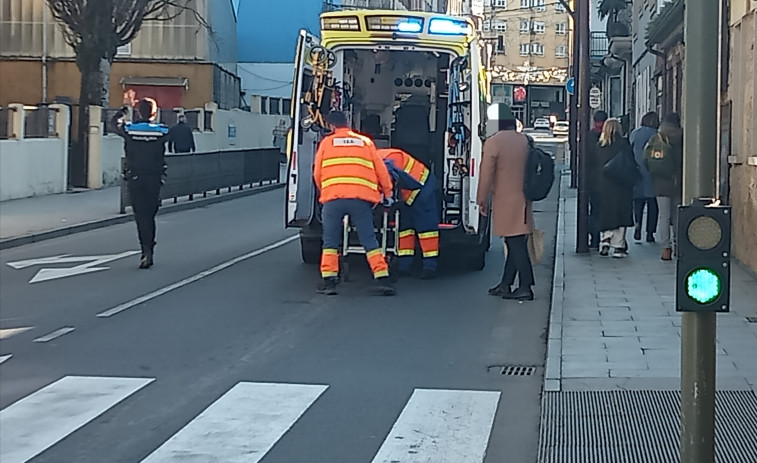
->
[317, 278, 338, 295]
[420, 269, 437, 280]
[370, 276, 396, 296]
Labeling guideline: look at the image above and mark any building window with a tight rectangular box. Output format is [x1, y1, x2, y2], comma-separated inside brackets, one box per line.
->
[556, 1, 566, 12]
[556, 23, 567, 35]
[520, 19, 530, 33]
[494, 0, 507, 7]
[270, 98, 281, 115]
[532, 43, 545, 55]
[520, 0, 530, 9]
[535, 0, 546, 11]
[282, 99, 292, 115]
[532, 21, 545, 34]
[556, 45, 567, 57]
[496, 35, 505, 54]
[260, 97, 268, 114]
[483, 19, 491, 31]
[493, 19, 507, 31]
[520, 43, 531, 56]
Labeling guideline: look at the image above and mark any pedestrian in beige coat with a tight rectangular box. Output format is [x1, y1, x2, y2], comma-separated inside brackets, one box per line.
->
[477, 105, 535, 301]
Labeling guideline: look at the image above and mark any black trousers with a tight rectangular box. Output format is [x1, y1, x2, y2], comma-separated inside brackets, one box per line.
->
[128, 176, 162, 250]
[633, 197, 659, 234]
[501, 234, 535, 289]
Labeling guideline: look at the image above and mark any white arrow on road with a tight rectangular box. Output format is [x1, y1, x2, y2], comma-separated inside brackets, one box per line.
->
[7, 251, 140, 283]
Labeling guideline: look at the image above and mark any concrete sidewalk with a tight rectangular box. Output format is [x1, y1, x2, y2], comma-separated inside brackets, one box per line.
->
[545, 174, 757, 393]
[0, 165, 287, 249]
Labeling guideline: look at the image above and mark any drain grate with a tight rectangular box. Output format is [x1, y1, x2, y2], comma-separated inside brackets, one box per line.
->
[501, 365, 537, 376]
[537, 390, 757, 462]
[746, 316, 757, 323]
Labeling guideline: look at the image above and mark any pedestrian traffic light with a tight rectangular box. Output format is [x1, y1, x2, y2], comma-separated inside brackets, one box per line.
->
[676, 198, 731, 312]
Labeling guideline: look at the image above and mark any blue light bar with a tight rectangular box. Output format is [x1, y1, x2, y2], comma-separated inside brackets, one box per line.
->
[428, 18, 471, 35]
[397, 20, 422, 33]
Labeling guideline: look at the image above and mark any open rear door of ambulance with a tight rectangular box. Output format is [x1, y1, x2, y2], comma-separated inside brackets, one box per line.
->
[286, 30, 322, 228]
[463, 39, 484, 235]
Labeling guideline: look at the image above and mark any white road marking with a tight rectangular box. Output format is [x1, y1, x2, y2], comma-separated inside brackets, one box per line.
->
[371, 388, 501, 463]
[141, 382, 328, 463]
[0, 375, 154, 463]
[7, 251, 140, 283]
[97, 235, 298, 318]
[0, 327, 33, 340]
[0, 354, 11, 364]
[32, 326, 75, 343]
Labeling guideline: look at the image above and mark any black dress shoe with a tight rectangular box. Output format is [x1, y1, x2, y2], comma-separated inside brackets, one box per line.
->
[502, 287, 534, 301]
[646, 233, 655, 243]
[633, 227, 642, 241]
[488, 284, 510, 297]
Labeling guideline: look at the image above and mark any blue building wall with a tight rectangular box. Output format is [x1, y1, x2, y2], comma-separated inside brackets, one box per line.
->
[237, 0, 326, 63]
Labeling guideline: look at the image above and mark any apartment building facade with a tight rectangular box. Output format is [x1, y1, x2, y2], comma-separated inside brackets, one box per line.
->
[0, 0, 240, 110]
[481, 0, 572, 124]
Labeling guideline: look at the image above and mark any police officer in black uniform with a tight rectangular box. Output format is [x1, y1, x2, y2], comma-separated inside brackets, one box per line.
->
[113, 100, 169, 269]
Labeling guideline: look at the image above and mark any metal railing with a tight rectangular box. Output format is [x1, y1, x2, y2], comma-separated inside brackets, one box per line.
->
[0, 107, 12, 139]
[119, 148, 281, 213]
[590, 32, 609, 59]
[24, 105, 56, 138]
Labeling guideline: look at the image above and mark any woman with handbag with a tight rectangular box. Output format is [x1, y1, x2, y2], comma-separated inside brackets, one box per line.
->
[595, 118, 639, 258]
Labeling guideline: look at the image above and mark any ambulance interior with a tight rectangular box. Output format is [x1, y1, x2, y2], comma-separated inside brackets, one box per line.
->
[336, 48, 474, 223]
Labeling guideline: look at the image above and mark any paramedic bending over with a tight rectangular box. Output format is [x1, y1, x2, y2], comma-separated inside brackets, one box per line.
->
[313, 111, 396, 297]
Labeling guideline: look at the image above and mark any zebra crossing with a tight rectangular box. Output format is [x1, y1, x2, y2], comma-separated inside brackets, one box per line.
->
[0, 375, 502, 463]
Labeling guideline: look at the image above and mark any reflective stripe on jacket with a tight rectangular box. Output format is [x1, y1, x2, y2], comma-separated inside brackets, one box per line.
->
[377, 148, 430, 206]
[313, 128, 393, 204]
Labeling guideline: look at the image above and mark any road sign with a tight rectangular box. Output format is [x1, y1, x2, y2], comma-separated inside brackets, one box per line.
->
[566, 77, 575, 95]
[675, 199, 731, 312]
[7, 251, 140, 283]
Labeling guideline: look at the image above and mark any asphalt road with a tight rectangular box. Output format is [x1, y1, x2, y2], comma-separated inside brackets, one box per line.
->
[0, 151, 561, 462]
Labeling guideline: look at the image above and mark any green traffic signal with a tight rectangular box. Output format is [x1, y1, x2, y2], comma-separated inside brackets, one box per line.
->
[686, 268, 722, 304]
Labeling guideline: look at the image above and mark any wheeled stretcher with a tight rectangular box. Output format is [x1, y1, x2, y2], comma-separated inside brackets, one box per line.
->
[339, 199, 401, 282]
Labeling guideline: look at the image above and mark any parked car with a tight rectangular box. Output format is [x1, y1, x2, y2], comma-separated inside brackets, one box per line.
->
[533, 118, 551, 130]
[552, 121, 569, 137]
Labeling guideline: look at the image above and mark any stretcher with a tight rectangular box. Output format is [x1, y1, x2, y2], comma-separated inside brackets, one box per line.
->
[339, 199, 401, 282]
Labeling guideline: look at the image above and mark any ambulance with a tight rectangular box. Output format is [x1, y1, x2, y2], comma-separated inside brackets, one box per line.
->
[285, 10, 491, 269]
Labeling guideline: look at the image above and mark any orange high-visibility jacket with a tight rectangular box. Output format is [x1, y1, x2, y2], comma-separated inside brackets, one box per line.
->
[314, 128, 394, 204]
[377, 148, 430, 206]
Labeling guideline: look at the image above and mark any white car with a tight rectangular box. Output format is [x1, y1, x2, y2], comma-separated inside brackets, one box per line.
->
[552, 121, 569, 136]
[533, 118, 551, 130]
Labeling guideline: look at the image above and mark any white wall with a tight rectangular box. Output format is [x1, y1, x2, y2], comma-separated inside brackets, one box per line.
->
[99, 108, 284, 186]
[0, 138, 67, 201]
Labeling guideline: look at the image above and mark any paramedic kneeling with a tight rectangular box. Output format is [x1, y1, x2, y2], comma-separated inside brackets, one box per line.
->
[313, 111, 396, 296]
[378, 148, 439, 279]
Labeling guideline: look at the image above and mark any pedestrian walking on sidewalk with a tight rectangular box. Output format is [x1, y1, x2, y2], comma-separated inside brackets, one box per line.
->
[477, 104, 535, 301]
[113, 100, 169, 269]
[594, 119, 635, 258]
[586, 110, 608, 249]
[168, 115, 196, 154]
[630, 112, 660, 243]
[645, 112, 684, 261]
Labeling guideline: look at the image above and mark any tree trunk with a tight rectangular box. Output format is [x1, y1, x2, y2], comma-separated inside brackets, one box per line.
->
[71, 55, 112, 187]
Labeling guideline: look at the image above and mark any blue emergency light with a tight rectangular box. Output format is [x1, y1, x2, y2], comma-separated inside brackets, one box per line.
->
[397, 20, 423, 33]
[428, 18, 471, 35]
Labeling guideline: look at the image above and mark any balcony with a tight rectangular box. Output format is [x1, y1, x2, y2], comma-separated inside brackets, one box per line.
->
[606, 4, 632, 58]
[590, 32, 608, 60]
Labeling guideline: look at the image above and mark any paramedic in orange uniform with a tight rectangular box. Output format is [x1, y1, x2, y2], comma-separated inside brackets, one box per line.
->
[378, 148, 440, 279]
[313, 111, 396, 296]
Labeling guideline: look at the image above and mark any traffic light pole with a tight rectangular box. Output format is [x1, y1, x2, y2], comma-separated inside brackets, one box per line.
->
[575, 0, 590, 253]
[568, 7, 579, 188]
[680, 0, 720, 460]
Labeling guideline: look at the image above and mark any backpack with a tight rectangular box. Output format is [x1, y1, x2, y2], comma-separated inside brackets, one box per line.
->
[643, 133, 674, 177]
[523, 136, 555, 201]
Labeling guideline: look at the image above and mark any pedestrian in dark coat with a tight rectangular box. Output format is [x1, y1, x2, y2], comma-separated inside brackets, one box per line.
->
[168, 115, 195, 154]
[585, 110, 608, 249]
[595, 118, 634, 258]
[650, 112, 684, 260]
[629, 111, 660, 243]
